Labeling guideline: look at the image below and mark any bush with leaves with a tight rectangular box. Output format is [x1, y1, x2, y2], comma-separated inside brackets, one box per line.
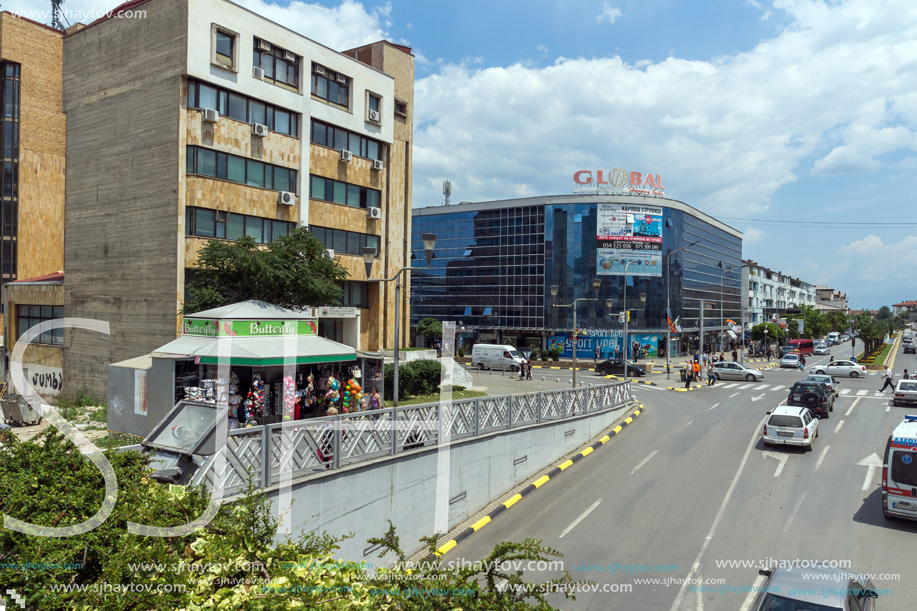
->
[383, 359, 443, 398]
[0, 429, 582, 610]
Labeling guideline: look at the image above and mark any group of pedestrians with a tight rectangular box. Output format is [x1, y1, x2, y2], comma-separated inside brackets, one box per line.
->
[879, 367, 911, 392]
[518, 359, 533, 380]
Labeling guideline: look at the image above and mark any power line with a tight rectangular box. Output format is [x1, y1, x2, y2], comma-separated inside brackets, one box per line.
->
[718, 216, 917, 228]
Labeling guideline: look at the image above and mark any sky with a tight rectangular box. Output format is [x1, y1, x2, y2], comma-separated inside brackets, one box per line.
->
[12, 0, 917, 309]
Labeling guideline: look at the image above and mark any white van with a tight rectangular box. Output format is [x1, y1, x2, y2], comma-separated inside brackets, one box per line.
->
[471, 344, 525, 372]
[882, 415, 917, 521]
[827, 332, 840, 345]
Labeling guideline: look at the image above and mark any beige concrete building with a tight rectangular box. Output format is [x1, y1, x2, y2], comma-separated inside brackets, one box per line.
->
[63, 0, 414, 397]
[3, 271, 64, 397]
[0, 12, 66, 312]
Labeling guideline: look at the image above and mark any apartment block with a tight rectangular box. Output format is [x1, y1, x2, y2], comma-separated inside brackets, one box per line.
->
[63, 0, 414, 397]
[742, 260, 816, 325]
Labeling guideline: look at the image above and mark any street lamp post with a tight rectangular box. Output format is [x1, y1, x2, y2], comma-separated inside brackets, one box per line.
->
[362, 233, 437, 407]
[622, 293, 647, 386]
[664, 240, 699, 379]
[550, 278, 601, 388]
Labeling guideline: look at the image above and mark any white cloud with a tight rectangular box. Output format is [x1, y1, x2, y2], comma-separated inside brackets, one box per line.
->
[413, 0, 917, 215]
[536, 44, 549, 56]
[596, 3, 622, 25]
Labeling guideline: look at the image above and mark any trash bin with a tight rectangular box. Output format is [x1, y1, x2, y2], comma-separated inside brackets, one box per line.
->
[679, 369, 687, 382]
[1, 394, 42, 426]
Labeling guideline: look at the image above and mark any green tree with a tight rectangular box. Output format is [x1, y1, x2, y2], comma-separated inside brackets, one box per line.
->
[785, 304, 827, 339]
[750, 322, 784, 344]
[824, 310, 850, 334]
[182, 228, 348, 314]
[415, 317, 444, 343]
[876, 305, 893, 321]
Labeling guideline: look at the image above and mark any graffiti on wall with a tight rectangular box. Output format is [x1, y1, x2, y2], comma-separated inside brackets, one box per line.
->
[28, 365, 63, 396]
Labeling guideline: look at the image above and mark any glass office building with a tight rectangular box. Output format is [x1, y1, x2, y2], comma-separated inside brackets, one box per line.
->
[411, 194, 743, 359]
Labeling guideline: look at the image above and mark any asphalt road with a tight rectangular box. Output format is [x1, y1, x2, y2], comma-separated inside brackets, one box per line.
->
[443, 346, 917, 610]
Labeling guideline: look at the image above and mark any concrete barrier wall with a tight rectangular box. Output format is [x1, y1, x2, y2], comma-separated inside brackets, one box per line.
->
[266, 399, 634, 563]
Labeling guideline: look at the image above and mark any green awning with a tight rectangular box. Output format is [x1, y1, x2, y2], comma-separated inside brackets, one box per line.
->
[153, 334, 356, 367]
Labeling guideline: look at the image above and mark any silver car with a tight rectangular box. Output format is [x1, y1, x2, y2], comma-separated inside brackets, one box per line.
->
[713, 361, 764, 381]
[893, 379, 917, 406]
[809, 360, 868, 378]
[751, 562, 878, 610]
[805, 373, 840, 396]
[780, 353, 801, 368]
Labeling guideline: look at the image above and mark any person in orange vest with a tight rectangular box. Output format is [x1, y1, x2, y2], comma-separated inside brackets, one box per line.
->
[692, 360, 701, 383]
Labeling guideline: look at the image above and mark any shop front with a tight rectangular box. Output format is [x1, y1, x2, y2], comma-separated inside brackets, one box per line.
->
[107, 301, 382, 438]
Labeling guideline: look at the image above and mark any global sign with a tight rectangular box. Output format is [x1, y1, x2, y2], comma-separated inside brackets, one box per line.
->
[573, 168, 665, 197]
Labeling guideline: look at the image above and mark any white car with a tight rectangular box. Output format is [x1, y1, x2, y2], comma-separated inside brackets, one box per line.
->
[892, 380, 917, 407]
[809, 360, 868, 378]
[813, 345, 829, 355]
[762, 405, 818, 451]
[805, 374, 840, 396]
[780, 353, 800, 368]
[713, 361, 765, 381]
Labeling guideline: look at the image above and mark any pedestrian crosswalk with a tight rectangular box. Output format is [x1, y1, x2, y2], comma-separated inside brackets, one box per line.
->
[708, 383, 889, 397]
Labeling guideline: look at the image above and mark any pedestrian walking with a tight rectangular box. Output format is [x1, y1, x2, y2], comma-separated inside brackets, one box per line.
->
[707, 363, 717, 386]
[368, 387, 381, 421]
[692, 360, 701, 383]
[904, 369, 910, 380]
[684, 366, 692, 389]
[732, 349, 737, 362]
[879, 366, 895, 392]
[594, 345, 600, 366]
[526, 360, 533, 380]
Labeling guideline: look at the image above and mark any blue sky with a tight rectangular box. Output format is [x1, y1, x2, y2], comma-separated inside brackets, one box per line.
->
[15, 0, 917, 309]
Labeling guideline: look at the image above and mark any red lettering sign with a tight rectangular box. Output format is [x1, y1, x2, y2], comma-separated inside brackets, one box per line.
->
[574, 170, 592, 185]
[630, 171, 643, 186]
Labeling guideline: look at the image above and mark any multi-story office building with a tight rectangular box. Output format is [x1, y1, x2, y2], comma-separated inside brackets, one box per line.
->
[0, 12, 66, 305]
[62, 0, 414, 397]
[742, 260, 817, 325]
[411, 194, 743, 358]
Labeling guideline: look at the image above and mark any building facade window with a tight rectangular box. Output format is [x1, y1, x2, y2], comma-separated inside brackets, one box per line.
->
[253, 38, 300, 90]
[310, 225, 379, 257]
[188, 79, 299, 137]
[186, 146, 297, 192]
[394, 99, 408, 117]
[309, 174, 380, 209]
[311, 64, 349, 107]
[211, 25, 239, 71]
[310, 119, 382, 160]
[0, 61, 19, 290]
[366, 92, 382, 123]
[185, 206, 293, 244]
[17, 305, 63, 346]
[338, 281, 369, 309]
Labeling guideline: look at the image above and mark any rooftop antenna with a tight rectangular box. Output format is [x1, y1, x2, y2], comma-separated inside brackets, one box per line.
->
[51, 0, 66, 30]
[442, 179, 451, 206]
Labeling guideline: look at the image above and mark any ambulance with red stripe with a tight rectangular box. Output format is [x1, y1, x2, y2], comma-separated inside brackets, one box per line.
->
[882, 415, 917, 521]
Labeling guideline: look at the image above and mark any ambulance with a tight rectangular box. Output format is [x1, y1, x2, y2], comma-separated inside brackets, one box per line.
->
[882, 415, 917, 521]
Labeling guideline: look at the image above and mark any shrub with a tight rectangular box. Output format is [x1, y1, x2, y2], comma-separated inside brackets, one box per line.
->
[551, 347, 561, 361]
[383, 359, 442, 398]
[457, 347, 465, 358]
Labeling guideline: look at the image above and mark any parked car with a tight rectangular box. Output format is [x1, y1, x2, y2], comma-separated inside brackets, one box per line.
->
[762, 405, 818, 450]
[779, 353, 800, 368]
[787, 380, 834, 418]
[809, 360, 868, 378]
[805, 373, 840, 396]
[892, 380, 917, 406]
[905, 343, 916, 354]
[712, 361, 764, 381]
[595, 359, 646, 377]
[749, 562, 879, 610]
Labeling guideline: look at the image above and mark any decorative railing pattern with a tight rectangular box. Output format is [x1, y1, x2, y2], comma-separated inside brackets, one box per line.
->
[190, 381, 633, 495]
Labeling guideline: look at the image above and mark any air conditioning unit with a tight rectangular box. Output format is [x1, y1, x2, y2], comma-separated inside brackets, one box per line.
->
[369, 207, 382, 219]
[278, 191, 295, 205]
[258, 40, 271, 51]
[368, 109, 381, 122]
[252, 66, 264, 80]
[340, 149, 352, 162]
[252, 123, 268, 138]
[314, 64, 326, 75]
[326, 249, 335, 259]
[336, 73, 347, 83]
[284, 50, 295, 61]
[202, 108, 219, 123]
[372, 159, 384, 171]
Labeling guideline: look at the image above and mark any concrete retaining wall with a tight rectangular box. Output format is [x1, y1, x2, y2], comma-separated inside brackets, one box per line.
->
[265, 399, 634, 563]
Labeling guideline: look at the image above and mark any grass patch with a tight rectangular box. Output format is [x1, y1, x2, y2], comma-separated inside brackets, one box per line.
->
[88, 406, 107, 423]
[95, 433, 144, 449]
[856, 342, 893, 366]
[397, 347, 434, 352]
[384, 390, 487, 407]
[57, 387, 105, 410]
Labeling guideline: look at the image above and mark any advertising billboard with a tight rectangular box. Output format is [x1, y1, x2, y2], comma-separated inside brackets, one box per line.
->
[596, 203, 663, 276]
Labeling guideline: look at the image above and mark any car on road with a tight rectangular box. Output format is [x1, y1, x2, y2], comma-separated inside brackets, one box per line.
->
[712, 361, 764, 381]
[779, 353, 801, 368]
[892, 380, 917, 406]
[882, 415, 917, 521]
[809, 360, 868, 378]
[750, 562, 879, 610]
[778, 345, 795, 357]
[595, 359, 646, 377]
[814, 344, 830, 355]
[762, 405, 818, 450]
[786, 380, 834, 418]
[805, 373, 840, 396]
[903, 336, 913, 344]
[905, 343, 916, 354]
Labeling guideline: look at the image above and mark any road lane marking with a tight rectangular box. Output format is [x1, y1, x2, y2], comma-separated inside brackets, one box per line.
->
[840, 388, 851, 395]
[630, 450, 658, 475]
[834, 420, 844, 434]
[730, 392, 740, 398]
[695, 573, 704, 611]
[762, 451, 789, 477]
[680, 420, 694, 432]
[738, 383, 754, 389]
[739, 575, 768, 611]
[708, 402, 720, 411]
[856, 390, 868, 396]
[815, 445, 830, 470]
[722, 383, 739, 388]
[887, 403, 892, 412]
[669, 413, 768, 611]
[845, 396, 861, 417]
[783, 491, 807, 533]
[559, 498, 602, 538]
